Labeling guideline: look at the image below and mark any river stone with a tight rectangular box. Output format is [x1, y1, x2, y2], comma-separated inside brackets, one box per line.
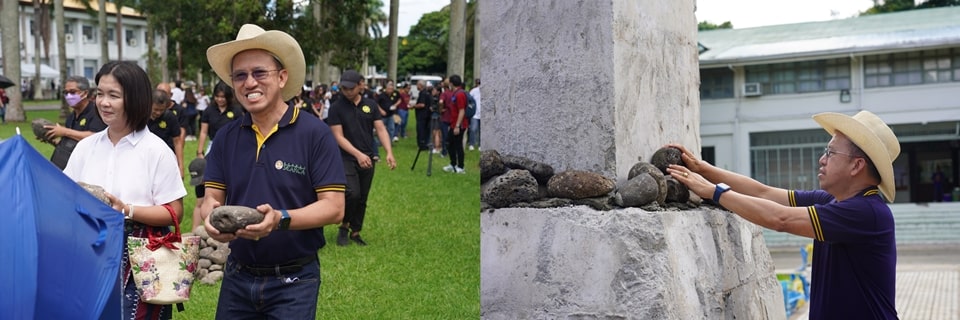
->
[195, 269, 209, 282]
[502, 155, 555, 185]
[209, 264, 223, 271]
[481, 169, 540, 208]
[78, 182, 110, 204]
[650, 146, 683, 174]
[628, 162, 668, 205]
[664, 176, 690, 203]
[210, 205, 263, 234]
[198, 259, 212, 270]
[207, 248, 229, 265]
[547, 170, 615, 199]
[200, 271, 224, 285]
[480, 149, 508, 182]
[615, 173, 658, 207]
[199, 246, 214, 259]
[192, 227, 209, 239]
[31, 118, 57, 144]
[688, 190, 703, 206]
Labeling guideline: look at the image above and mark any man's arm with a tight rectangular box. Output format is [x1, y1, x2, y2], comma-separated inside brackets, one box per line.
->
[669, 143, 790, 205]
[373, 120, 397, 169]
[667, 165, 816, 239]
[175, 128, 185, 177]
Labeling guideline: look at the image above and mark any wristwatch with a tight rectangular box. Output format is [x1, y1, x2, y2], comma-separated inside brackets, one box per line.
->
[713, 183, 731, 203]
[278, 209, 291, 230]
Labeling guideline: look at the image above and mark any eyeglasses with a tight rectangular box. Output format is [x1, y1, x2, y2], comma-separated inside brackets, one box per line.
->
[822, 147, 858, 159]
[230, 69, 279, 83]
[63, 89, 82, 95]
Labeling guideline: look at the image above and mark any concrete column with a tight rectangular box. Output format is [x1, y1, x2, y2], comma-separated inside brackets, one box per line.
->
[481, 0, 701, 179]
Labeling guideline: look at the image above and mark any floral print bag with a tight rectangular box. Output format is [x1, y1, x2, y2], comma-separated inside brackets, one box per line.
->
[127, 205, 201, 305]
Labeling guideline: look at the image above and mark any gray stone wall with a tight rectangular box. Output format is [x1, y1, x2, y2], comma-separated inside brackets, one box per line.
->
[481, 207, 784, 319]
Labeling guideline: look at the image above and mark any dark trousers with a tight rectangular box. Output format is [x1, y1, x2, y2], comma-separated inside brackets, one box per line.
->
[343, 158, 375, 232]
[216, 257, 320, 319]
[447, 126, 465, 169]
[416, 111, 431, 150]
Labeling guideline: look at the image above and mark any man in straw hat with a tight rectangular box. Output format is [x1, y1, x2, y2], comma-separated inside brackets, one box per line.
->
[666, 110, 899, 319]
[199, 24, 346, 318]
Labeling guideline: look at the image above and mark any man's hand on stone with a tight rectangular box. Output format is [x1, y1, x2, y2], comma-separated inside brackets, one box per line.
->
[233, 203, 280, 241]
[205, 201, 238, 243]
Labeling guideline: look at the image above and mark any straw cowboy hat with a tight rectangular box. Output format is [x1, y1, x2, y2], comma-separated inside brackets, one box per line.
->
[206, 24, 305, 101]
[813, 110, 900, 202]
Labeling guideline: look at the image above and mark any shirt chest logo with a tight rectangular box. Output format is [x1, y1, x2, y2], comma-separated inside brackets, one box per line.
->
[159, 121, 167, 129]
[227, 111, 235, 118]
[275, 160, 306, 176]
[362, 105, 371, 113]
[80, 118, 87, 126]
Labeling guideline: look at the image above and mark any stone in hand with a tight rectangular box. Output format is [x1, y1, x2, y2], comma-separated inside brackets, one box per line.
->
[209, 205, 264, 234]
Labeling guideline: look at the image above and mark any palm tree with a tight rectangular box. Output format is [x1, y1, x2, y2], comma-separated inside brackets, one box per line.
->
[387, 0, 398, 81]
[448, 0, 466, 77]
[55, 0, 69, 119]
[98, 0, 108, 62]
[1, 0, 25, 121]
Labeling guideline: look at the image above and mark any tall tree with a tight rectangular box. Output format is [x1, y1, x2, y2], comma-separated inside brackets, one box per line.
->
[2, 0, 25, 121]
[387, 0, 398, 81]
[114, 0, 125, 60]
[698, 21, 733, 31]
[55, 0, 69, 119]
[33, 0, 43, 99]
[447, 0, 466, 77]
[98, 0, 108, 62]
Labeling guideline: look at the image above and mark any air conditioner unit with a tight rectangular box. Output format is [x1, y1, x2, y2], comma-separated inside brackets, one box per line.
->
[128, 38, 138, 47]
[743, 82, 762, 97]
[64, 33, 74, 43]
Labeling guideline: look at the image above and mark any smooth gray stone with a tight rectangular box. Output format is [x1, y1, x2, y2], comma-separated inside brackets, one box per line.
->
[615, 173, 659, 207]
[31, 118, 56, 145]
[78, 182, 110, 205]
[628, 162, 668, 205]
[650, 147, 683, 174]
[502, 155, 555, 185]
[547, 170, 615, 199]
[209, 205, 264, 234]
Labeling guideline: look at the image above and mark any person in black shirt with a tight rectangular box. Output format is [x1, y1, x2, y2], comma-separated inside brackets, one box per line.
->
[193, 81, 242, 231]
[327, 70, 396, 246]
[413, 81, 434, 150]
[148, 89, 182, 152]
[44, 75, 107, 169]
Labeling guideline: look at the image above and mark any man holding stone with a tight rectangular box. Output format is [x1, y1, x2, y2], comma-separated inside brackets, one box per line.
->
[43, 75, 107, 169]
[200, 24, 346, 319]
[666, 111, 899, 319]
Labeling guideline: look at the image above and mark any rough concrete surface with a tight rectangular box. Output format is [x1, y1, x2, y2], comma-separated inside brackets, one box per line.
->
[481, 207, 785, 320]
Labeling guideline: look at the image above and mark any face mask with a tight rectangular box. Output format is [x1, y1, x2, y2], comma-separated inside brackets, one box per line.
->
[65, 92, 84, 107]
[331, 85, 338, 92]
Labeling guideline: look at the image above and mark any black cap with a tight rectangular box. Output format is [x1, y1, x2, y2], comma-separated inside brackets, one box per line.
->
[189, 158, 206, 186]
[340, 70, 363, 89]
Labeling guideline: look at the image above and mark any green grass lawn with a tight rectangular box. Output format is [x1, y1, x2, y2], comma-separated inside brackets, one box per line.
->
[1, 109, 480, 318]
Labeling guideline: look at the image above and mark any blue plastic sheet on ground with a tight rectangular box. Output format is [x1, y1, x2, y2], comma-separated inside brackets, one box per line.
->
[0, 134, 124, 320]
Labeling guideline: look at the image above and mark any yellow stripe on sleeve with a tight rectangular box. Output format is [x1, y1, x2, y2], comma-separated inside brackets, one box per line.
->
[315, 185, 346, 193]
[204, 181, 226, 190]
[788, 190, 796, 207]
[807, 206, 825, 241]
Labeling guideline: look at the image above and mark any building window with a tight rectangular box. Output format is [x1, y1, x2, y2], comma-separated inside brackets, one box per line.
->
[745, 58, 851, 95]
[865, 48, 960, 88]
[126, 29, 138, 47]
[66, 58, 75, 77]
[750, 129, 831, 190]
[107, 28, 115, 42]
[84, 59, 98, 79]
[700, 68, 734, 99]
[82, 25, 96, 43]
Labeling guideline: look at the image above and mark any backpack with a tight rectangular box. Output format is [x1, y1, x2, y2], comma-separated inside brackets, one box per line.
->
[456, 89, 477, 119]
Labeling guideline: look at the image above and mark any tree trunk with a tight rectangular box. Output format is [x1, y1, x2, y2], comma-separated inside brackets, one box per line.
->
[448, 0, 466, 77]
[55, 0, 68, 119]
[160, 33, 169, 83]
[387, 0, 398, 82]
[33, 0, 43, 100]
[473, 0, 480, 82]
[2, 0, 25, 121]
[40, 0, 51, 62]
[115, 0, 123, 60]
[98, 0, 108, 63]
[146, 22, 160, 85]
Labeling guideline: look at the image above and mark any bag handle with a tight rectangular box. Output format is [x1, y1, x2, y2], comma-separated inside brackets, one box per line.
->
[146, 204, 182, 251]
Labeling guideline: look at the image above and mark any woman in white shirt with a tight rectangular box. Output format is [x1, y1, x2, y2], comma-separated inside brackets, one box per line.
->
[63, 61, 187, 320]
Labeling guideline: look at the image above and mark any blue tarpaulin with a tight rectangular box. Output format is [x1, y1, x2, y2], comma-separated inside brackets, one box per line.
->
[0, 134, 124, 319]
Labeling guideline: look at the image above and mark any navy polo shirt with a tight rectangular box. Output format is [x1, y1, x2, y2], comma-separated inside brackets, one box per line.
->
[327, 96, 381, 162]
[789, 187, 898, 319]
[65, 101, 106, 133]
[200, 104, 243, 141]
[147, 110, 181, 151]
[204, 105, 346, 265]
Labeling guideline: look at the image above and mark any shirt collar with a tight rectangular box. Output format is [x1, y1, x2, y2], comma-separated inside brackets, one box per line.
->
[240, 103, 300, 129]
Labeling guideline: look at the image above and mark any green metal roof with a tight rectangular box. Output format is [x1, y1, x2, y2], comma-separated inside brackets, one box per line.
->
[698, 6, 960, 67]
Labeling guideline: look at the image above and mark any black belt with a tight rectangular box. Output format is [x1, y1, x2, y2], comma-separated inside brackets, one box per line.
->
[237, 255, 316, 276]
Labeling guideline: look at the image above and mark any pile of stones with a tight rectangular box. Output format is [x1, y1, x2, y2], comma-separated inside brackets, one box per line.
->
[480, 147, 703, 211]
[185, 227, 229, 285]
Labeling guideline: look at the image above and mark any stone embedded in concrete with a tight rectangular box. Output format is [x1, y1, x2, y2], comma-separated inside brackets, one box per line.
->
[571, 196, 616, 211]
[664, 176, 690, 203]
[481, 169, 541, 208]
[651, 147, 683, 175]
[209, 205, 264, 234]
[615, 173, 659, 207]
[628, 162, 667, 205]
[78, 182, 110, 205]
[547, 170, 615, 200]
[480, 149, 508, 183]
[481, 207, 785, 320]
[502, 155, 555, 185]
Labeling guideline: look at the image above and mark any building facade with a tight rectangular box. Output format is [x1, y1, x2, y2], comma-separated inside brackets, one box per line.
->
[2, 0, 150, 95]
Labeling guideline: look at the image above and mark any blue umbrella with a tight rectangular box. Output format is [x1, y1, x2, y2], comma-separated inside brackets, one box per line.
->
[0, 133, 124, 319]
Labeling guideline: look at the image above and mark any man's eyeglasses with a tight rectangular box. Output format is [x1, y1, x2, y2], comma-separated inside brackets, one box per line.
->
[822, 147, 858, 159]
[231, 69, 279, 83]
[63, 90, 82, 95]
